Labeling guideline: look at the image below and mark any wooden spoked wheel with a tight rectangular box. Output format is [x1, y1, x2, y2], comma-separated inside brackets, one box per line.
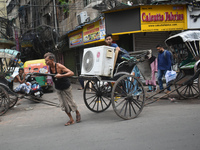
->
[83, 80, 112, 113]
[175, 73, 200, 99]
[0, 86, 10, 116]
[111, 75, 145, 120]
[8, 94, 18, 108]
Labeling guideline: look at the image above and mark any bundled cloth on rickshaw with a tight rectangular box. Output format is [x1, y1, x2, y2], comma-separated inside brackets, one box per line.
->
[118, 47, 132, 61]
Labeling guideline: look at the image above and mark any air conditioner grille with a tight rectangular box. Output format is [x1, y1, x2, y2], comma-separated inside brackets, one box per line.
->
[77, 14, 81, 25]
[83, 51, 94, 72]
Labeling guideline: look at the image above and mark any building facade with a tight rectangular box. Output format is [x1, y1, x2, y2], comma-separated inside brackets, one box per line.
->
[57, 0, 129, 75]
[0, 0, 15, 49]
[6, 0, 200, 76]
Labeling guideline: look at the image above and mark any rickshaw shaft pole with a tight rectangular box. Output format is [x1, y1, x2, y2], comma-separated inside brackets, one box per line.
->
[24, 96, 60, 107]
[145, 83, 173, 100]
[145, 86, 182, 106]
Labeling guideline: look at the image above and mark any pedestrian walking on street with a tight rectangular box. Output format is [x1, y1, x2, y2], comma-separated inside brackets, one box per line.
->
[44, 52, 81, 126]
[156, 44, 172, 94]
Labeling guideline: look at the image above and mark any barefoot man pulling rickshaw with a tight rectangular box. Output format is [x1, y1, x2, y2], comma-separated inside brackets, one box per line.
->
[44, 52, 81, 126]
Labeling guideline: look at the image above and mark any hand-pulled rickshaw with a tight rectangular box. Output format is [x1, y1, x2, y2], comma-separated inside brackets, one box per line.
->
[0, 49, 59, 116]
[79, 30, 200, 120]
[1, 30, 200, 120]
[165, 30, 200, 99]
[0, 49, 21, 115]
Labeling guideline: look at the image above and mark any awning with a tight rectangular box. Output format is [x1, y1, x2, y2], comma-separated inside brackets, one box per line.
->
[165, 30, 200, 46]
[0, 38, 15, 46]
[0, 49, 20, 58]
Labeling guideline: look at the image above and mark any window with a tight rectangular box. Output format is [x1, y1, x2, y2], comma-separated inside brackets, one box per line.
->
[83, 0, 92, 7]
[46, 15, 51, 25]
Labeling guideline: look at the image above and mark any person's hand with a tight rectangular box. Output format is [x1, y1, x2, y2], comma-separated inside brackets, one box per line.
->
[26, 82, 30, 86]
[55, 73, 63, 78]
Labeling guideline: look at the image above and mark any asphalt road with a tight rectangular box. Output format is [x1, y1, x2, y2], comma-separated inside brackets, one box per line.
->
[0, 84, 200, 150]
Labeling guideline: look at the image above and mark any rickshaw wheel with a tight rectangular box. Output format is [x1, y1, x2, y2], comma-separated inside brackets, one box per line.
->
[83, 80, 112, 113]
[111, 75, 145, 120]
[9, 95, 18, 108]
[175, 73, 200, 99]
[0, 86, 10, 116]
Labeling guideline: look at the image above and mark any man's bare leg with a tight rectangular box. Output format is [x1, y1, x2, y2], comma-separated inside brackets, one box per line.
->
[65, 111, 74, 126]
[76, 110, 81, 123]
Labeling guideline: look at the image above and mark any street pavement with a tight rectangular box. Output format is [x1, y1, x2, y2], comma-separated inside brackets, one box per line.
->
[0, 83, 200, 150]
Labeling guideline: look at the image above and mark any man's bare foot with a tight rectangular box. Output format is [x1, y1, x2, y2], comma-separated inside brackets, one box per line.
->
[65, 120, 74, 126]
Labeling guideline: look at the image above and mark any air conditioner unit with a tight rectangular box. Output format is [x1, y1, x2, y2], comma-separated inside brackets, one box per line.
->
[81, 46, 115, 77]
[77, 11, 89, 25]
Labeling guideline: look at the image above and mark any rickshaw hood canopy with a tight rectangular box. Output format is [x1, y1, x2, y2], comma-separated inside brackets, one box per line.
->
[165, 30, 200, 46]
[0, 49, 20, 59]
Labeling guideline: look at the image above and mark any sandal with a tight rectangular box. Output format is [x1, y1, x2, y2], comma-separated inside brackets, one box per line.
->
[65, 120, 74, 126]
[76, 114, 81, 123]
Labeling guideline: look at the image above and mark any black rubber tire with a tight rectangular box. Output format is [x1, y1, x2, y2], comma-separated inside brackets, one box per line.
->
[83, 80, 112, 113]
[0, 86, 10, 116]
[111, 75, 145, 120]
[175, 72, 200, 99]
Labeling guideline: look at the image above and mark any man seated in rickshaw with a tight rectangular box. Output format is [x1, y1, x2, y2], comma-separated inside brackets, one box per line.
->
[13, 68, 31, 94]
[105, 33, 131, 63]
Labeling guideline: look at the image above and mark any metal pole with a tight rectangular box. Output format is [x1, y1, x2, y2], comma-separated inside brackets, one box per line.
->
[30, 0, 33, 28]
[186, 42, 196, 57]
[53, 0, 58, 43]
[145, 85, 183, 106]
[194, 41, 199, 55]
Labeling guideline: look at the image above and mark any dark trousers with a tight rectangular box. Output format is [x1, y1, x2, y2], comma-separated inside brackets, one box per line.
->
[158, 69, 171, 91]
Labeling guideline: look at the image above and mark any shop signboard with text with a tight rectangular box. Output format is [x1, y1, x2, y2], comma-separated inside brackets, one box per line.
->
[69, 32, 83, 48]
[140, 5, 187, 32]
[83, 21, 100, 43]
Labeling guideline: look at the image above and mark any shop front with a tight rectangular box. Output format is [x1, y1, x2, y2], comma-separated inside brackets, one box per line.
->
[67, 19, 107, 76]
[0, 38, 15, 49]
[65, 4, 188, 74]
[104, 4, 188, 55]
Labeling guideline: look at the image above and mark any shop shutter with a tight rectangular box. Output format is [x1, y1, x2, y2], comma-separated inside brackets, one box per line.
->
[134, 32, 169, 56]
[64, 50, 76, 74]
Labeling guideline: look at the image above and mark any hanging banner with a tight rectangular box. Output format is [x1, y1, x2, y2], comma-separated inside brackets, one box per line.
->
[140, 5, 187, 32]
[69, 32, 83, 48]
[83, 21, 100, 43]
[15, 30, 20, 51]
[99, 19, 106, 40]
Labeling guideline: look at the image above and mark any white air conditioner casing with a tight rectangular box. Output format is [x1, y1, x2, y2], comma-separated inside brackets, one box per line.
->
[81, 46, 115, 77]
[77, 11, 89, 24]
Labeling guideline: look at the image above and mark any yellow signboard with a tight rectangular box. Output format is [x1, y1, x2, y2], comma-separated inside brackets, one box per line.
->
[69, 32, 83, 48]
[83, 21, 100, 43]
[141, 5, 187, 32]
